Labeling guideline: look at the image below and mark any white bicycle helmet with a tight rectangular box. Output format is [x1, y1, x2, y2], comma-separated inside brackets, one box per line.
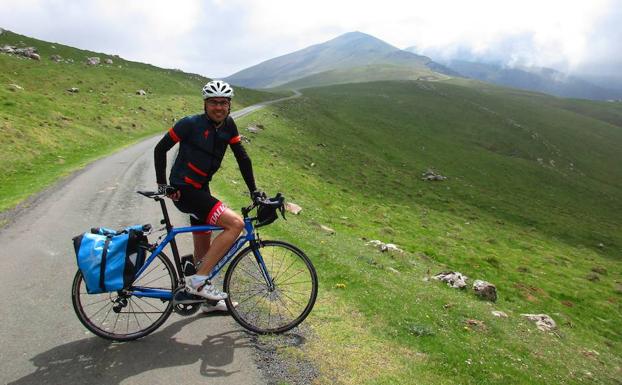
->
[202, 80, 234, 99]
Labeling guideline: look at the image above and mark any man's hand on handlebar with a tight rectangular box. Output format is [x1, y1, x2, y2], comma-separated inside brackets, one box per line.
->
[251, 189, 266, 204]
[158, 184, 180, 201]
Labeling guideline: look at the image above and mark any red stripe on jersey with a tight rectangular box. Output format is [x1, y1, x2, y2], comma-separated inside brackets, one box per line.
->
[187, 162, 208, 177]
[229, 135, 241, 144]
[183, 176, 202, 189]
[168, 127, 181, 142]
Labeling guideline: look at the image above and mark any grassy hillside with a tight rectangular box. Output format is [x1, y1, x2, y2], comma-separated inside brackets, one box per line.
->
[276, 63, 449, 90]
[0, 30, 280, 213]
[211, 80, 622, 384]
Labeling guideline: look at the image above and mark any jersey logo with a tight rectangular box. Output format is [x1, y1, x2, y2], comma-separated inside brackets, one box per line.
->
[203, 130, 210, 138]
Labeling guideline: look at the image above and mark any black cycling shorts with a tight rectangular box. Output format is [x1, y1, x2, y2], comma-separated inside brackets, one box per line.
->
[172, 185, 228, 232]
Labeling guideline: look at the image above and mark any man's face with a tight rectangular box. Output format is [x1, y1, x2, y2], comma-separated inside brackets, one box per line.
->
[205, 97, 230, 123]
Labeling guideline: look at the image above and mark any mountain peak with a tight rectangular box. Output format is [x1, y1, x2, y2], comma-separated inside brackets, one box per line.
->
[325, 31, 398, 50]
[225, 31, 449, 88]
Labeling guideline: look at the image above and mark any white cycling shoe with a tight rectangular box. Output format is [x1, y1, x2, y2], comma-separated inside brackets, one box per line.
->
[185, 276, 228, 301]
[201, 300, 239, 313]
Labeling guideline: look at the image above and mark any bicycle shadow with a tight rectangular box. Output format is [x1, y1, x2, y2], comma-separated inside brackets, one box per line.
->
[9, 316, 254, 385]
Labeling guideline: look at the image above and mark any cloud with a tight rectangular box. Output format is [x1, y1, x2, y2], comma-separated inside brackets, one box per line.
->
[1, 0, 620, 78]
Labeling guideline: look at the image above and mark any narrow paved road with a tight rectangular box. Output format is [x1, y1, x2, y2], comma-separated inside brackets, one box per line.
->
[0, 92, 299, 385]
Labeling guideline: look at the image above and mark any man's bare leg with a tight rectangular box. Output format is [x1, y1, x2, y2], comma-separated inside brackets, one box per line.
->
[195, 208, 244, 276]
[192, 232, 211, 266]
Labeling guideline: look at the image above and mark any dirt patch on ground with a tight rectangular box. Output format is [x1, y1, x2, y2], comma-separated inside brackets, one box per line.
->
[252, 325, 318, 385]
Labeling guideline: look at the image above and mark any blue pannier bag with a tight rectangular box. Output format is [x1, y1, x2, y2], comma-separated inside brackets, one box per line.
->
[72, 225, 147, 294]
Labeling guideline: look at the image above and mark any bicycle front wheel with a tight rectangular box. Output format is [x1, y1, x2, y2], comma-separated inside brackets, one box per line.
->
[224, 240, 318, 334]
[71, 252, 176, 341]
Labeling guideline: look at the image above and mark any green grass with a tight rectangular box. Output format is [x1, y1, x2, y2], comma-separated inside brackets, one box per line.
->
[209, 80, 622, 384]
[0, 29, 281, 212]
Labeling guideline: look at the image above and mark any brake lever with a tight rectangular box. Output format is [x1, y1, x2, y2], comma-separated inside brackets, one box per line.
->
[279, 204, 287, 220]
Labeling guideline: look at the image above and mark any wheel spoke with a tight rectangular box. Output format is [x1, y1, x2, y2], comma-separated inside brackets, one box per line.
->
[276, 280, 312, 287]
[82, 296, 113, 308]
[129, 301, 142, 330]
[136, 296, 166, 312]
[275, 268, 306, 286]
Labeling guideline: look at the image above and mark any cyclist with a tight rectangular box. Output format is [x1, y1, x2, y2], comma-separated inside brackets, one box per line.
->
[154, 80, 261, 313]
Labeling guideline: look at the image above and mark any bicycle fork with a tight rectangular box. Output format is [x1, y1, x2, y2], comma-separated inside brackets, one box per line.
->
[250, 240, 275, 291]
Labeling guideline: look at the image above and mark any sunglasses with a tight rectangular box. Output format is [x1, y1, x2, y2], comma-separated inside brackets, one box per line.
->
[206, 100, 230, 107]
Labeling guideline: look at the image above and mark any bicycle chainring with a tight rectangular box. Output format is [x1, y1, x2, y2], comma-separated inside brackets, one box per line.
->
[172, 286, 202, 316]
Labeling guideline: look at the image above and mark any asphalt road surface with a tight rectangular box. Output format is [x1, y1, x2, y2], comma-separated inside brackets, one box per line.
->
[0, 93, 299, 385]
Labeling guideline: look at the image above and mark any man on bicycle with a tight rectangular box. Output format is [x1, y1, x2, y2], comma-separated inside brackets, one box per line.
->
[153, 80, 260, 312]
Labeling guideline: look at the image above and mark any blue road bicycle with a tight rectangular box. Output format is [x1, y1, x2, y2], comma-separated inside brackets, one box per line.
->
[71, 191, 318, 341]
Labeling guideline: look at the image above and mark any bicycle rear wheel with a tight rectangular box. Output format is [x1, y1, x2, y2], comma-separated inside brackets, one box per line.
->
[71, 252, 176, 341]
[224, 240, 318, 334]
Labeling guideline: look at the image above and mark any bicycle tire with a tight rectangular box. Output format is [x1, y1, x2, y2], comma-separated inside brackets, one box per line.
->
[224, 240, 318, 334]
[71, 252, 176, 341]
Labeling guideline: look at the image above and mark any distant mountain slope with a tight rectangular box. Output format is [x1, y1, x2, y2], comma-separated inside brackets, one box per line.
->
[276, 63, 442, 89]
[225, 32, 455, 88]
[441, 59, 621, 100]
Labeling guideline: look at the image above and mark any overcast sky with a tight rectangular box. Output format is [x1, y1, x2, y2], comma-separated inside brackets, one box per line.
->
[2, 0, 620, 79]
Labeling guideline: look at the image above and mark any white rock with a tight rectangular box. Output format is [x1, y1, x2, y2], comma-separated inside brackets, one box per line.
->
[491, 310, 508, 318]
[381, 243, 404, 253]
[136, 89, 147, 96]
[285, 202, 302, 215]
[247, 125, 262, 133]
[320, 225, 335, 234]
[104, 58, 113, 64]
[521, 314, 556, 332]
[8, 83, 23, 91]
[86, 56, 100, 65]
[433, 271, 468, 289]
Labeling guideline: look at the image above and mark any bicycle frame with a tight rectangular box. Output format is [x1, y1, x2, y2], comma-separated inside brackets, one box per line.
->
[129, 200, 272, 300]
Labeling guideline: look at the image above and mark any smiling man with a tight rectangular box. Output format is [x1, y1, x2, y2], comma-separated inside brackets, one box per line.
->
[153, 80, 262, 313]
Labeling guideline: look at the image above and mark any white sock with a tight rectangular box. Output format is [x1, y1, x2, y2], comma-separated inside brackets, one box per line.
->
[188, 275, 209, 287]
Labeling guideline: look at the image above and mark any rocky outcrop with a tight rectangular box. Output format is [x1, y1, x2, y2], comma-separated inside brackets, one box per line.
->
[521, 314, 556, 331]
[86, 57, 100, 65]
[104, 58, 113, 64]
[433, 271, 468, 289]
[491, 310, 508, 318]
[319, 225, 335, 234]
[1, 45, 40, 60]
[366, 240, 404, 253]
[247, 124, 264, 133]
[285, 202, 302, 215]
[421, 169, 447, 181]
[473, 280, 497, 302]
